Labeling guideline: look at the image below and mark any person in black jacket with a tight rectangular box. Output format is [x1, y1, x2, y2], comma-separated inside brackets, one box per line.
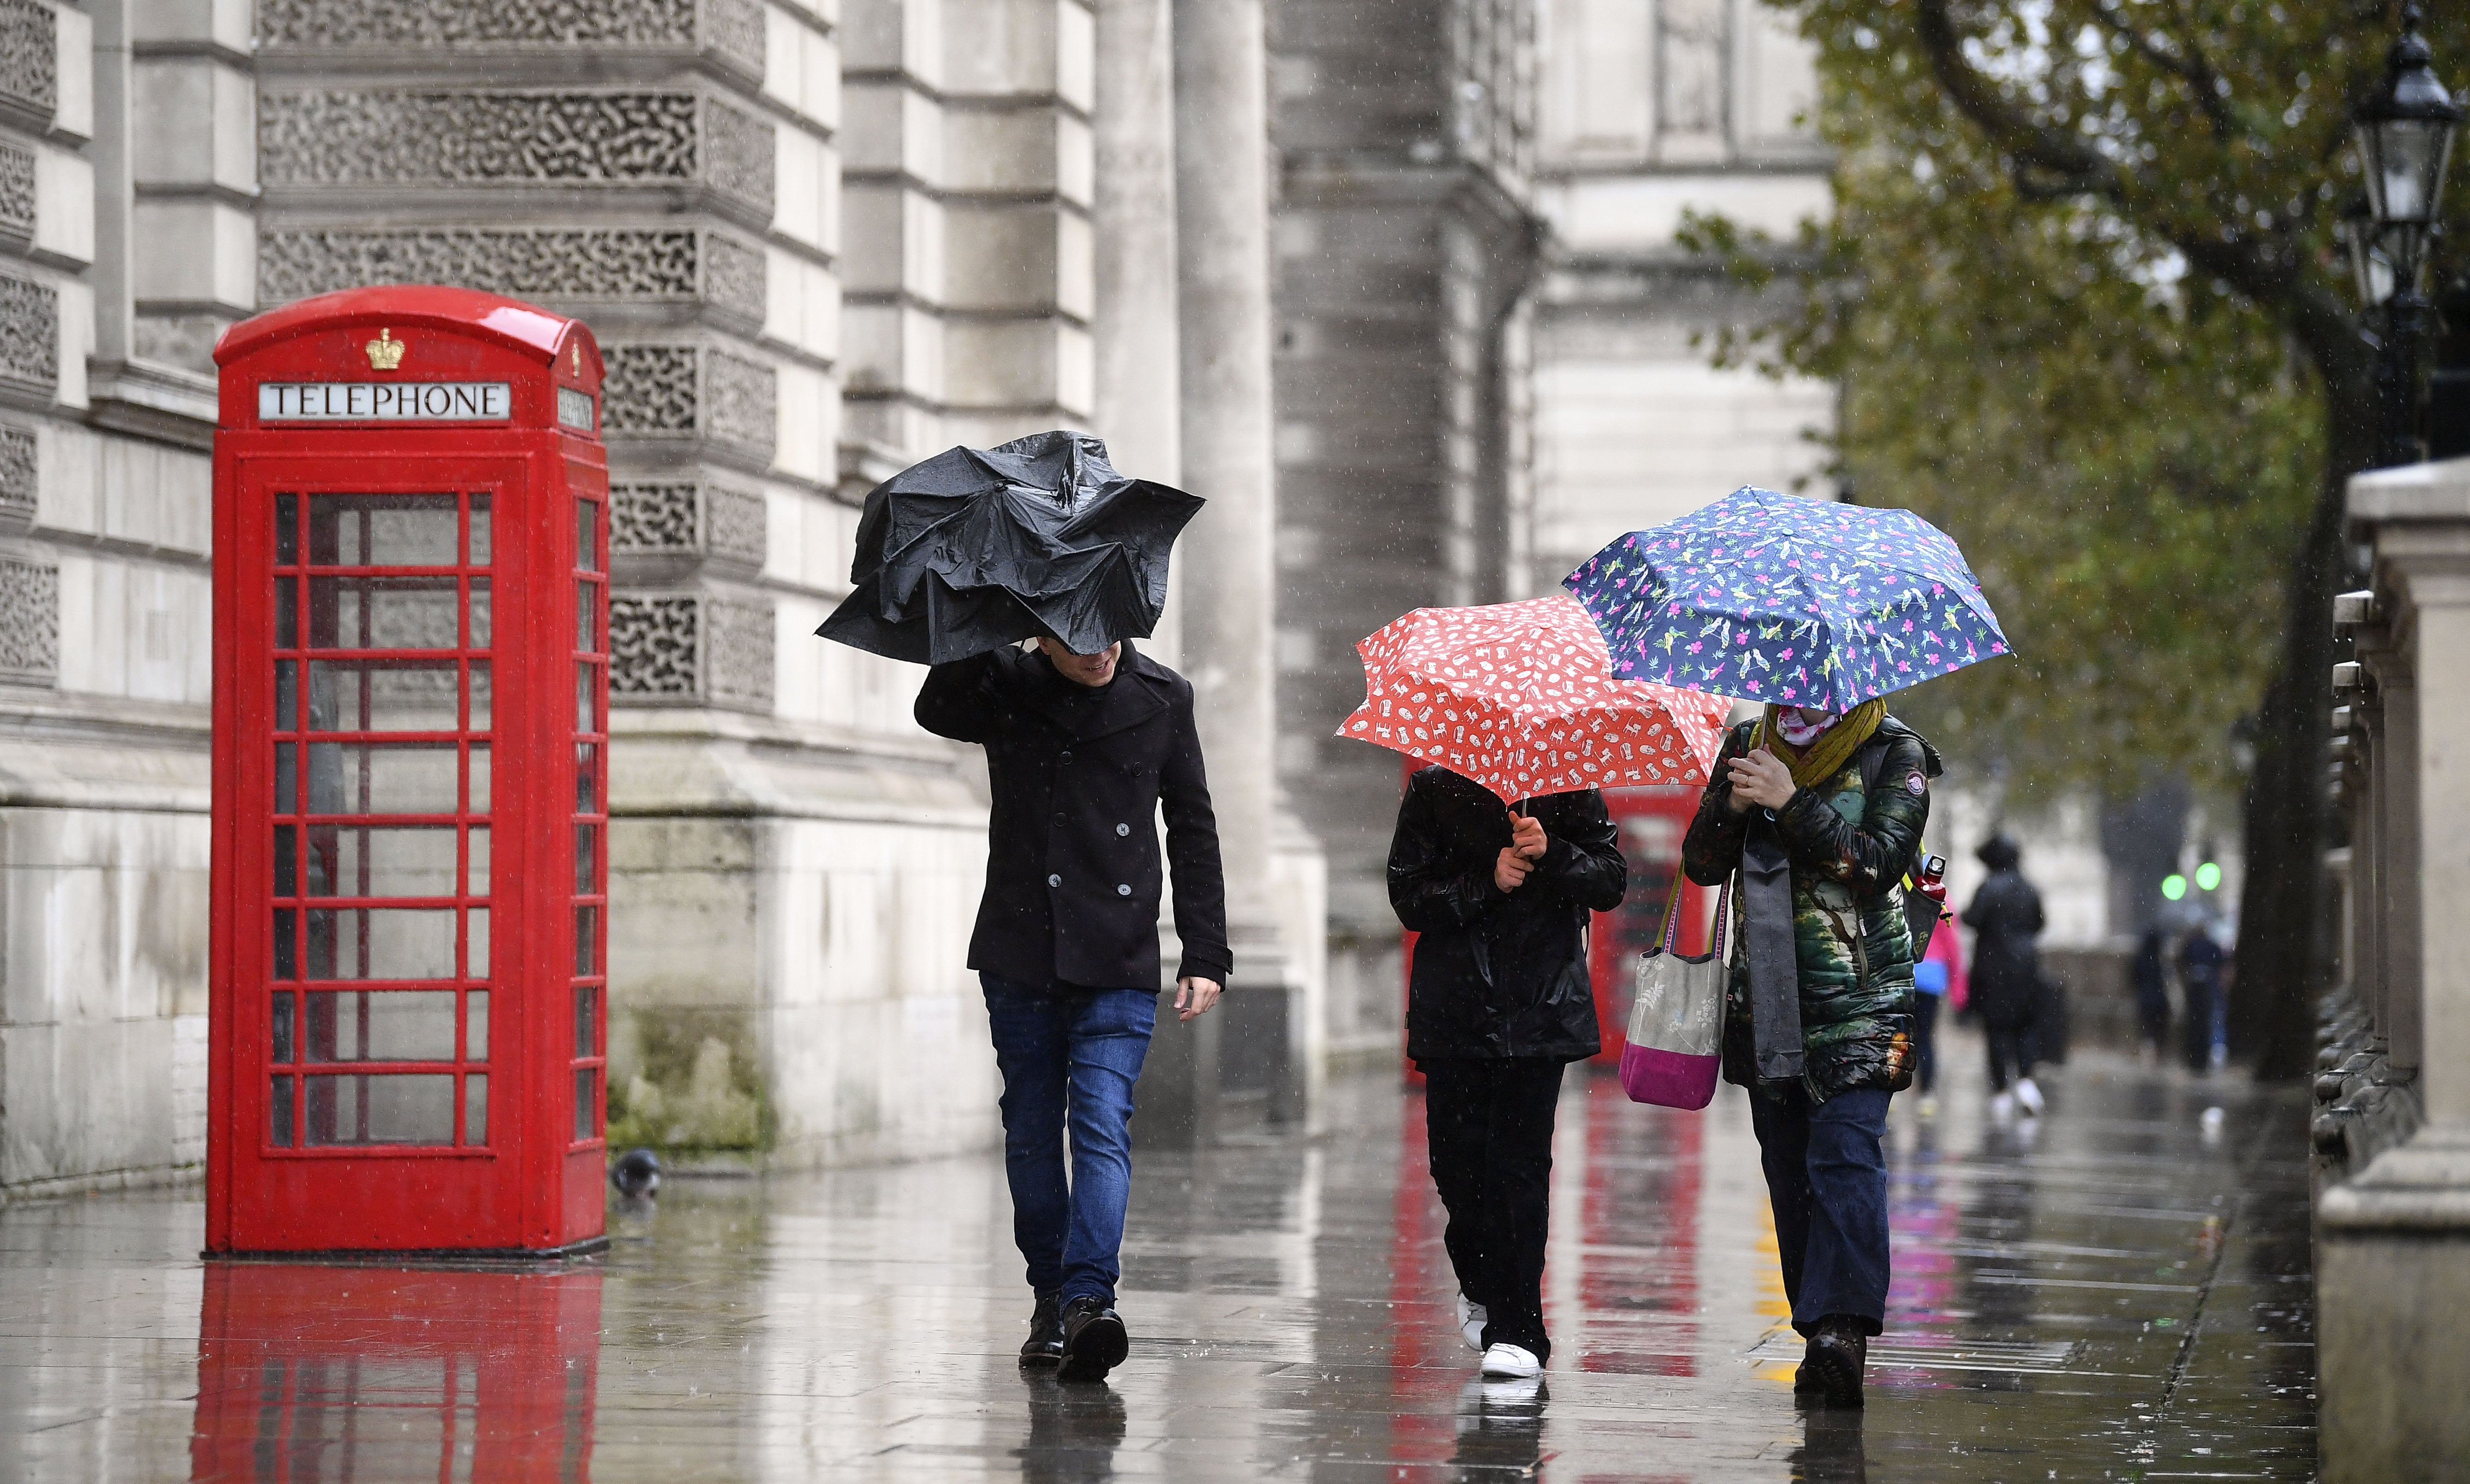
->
[1389, 766, 1627, 1380]
[1962, 834, 2046, 1118]
[915, 637, 1230, 1383]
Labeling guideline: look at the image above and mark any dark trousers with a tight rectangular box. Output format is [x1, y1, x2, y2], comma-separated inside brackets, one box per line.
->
[2182, 981, 2220, 1070]
[1421, 1057, 1565, 1361]
[1911, 992, 1942, 1095]
[1986, 1023, 2036, 1092]
[1749, 1083, 1892, 1337]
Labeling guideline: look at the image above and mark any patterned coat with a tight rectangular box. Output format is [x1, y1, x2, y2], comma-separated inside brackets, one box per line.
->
[1681, 716, 1938, 1101]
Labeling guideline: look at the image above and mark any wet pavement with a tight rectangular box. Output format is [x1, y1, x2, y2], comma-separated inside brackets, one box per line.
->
[0, 1024, 2314, 1481]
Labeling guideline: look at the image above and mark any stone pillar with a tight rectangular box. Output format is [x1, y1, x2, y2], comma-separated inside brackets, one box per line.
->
[841, 0, 950, 460]
[2319, 456, 2470, 1478]
[1137, 0, 1299, 1146]
[2380, 667, 2423, 1069]
[1171, 0, 1275, 893]
[1091, 0, 1181, 656]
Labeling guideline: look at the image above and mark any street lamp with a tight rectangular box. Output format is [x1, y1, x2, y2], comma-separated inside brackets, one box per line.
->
[2351, 4, 2463, 467]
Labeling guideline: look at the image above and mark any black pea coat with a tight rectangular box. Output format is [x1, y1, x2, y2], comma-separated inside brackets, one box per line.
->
[914, 642, 1232, 989]
[1388, 766, 1629, 1062]
[1961, 867, 2045, 1030]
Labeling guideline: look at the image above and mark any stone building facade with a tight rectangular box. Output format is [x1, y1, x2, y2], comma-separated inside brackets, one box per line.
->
[0, 0, 1325, 1198]
[1266, 0, 1546, 1058]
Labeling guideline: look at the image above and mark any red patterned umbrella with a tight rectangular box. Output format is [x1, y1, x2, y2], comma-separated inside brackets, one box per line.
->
[1338, 595, 1732, 803]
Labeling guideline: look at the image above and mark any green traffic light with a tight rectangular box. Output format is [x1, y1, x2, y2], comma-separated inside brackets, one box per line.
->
[2194, 861, 2222, 892]
[2161, 874, 2188, 901]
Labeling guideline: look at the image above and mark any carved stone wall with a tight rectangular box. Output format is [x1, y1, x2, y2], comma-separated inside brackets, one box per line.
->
[0, 555, 57, 679]
[602, 345, 698, 434]
[258, 0, 764, 74]
[0, 422, 32, 526]
[611, 483, 700, 552]
[703, 350, 775, 455]
[0, 0, 53, 122]
[260, 92, 775, 216]
[0, 141, 31, 239]
[702, 595, 773, 709]
[601, 344, 778, 461]
[609, 594, 699, 697]
[259, 228, 766, 321]
[0, 270, 56, 394]
[610, 481, 766, 567]
[608, 591, 774, 710]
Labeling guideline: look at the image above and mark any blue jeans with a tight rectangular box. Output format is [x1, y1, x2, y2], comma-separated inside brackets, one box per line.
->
[1749, 1083, 1892, 1337]
[981, 975, 1157, 1306]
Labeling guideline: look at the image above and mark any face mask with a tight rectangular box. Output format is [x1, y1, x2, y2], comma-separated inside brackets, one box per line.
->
[1775, 708, 1840, 747]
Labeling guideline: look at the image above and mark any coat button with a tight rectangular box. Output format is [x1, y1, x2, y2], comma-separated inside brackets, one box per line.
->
[1059, 750, 1074, 765]
[1115, 822, 1129, 837]
[1054, 812, 1067, 826]
[1047, 874, 1061, 888]
[1116, 883, 1132, 896]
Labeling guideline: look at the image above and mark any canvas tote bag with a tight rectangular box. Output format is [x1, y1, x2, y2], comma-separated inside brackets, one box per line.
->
[1619, 869, 1730, 1110]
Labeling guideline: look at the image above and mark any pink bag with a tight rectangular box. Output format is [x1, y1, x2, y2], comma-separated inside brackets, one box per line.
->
[1619, 871, 1730, 1110]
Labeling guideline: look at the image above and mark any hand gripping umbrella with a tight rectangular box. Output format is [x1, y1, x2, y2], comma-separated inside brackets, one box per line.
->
[1338, 595, 1731, 804]
[1562, 485, 2011, 710]
[817, 430, 1203, 665]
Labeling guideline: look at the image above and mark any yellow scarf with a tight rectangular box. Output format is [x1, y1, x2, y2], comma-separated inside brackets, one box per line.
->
[1753, 699, 1886, 789]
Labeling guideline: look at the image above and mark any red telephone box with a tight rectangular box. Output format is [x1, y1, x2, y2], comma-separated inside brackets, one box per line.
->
[1587, 786, 1715, 1064]
[207, 286, 611, 1255]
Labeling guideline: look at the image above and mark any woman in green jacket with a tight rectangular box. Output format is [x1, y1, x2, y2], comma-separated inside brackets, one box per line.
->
[1682, 698, 1937, 1408]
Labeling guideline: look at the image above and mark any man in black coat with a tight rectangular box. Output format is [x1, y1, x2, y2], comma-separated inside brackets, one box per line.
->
[916, 637, 1230, 1383]
[1389, 766, 1626, 1380]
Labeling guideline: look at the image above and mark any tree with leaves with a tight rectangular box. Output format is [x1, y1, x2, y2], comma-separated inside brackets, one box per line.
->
[1684, 0, 2469, 1078]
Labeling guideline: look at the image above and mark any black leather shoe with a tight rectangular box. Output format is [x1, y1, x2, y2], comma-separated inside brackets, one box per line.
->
[1803, 1316, 1868, 1409]
[1019, 1291, 1065, 1368]
[1792, 1333, 1824, 1396]
[1058, 1296, 1129, 1382]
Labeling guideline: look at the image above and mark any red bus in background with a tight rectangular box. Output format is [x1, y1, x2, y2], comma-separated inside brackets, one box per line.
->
[1399, 777, 1719, 1074]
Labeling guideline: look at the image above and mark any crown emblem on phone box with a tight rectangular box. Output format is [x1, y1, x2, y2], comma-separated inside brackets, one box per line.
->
[364, 328, 406, 371]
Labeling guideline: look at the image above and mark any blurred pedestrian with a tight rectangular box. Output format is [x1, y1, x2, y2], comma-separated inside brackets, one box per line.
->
[2180, 924, 2229, 1073]
[2132, 925, 2173, 1065]
[1390, 766, 1627, 1382]
[915, 637, 1229, 1383]
[1683, 699, 1940, 1409]
[1962, 835, 2046, 1120]
[1911, 907, 1963, 1117]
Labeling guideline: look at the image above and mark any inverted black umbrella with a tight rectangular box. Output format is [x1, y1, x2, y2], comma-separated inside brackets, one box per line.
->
[816, 430, 1203, 665]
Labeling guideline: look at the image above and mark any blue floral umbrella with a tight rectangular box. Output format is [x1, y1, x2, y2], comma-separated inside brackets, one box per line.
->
[1562, 486, 2011, 710]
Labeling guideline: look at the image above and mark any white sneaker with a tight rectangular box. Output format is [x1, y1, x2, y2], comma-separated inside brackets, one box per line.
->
[1479, 1375, 1543, 1406]
[1480, 1342, 1541, 1379]
[1454, 1293, 1488, 1352]
[1989, 1091, 2016, 1122]
[2015, 1078, 2045, 1116]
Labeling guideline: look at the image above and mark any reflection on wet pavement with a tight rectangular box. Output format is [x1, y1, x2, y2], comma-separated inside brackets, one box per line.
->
[0, 1026, 2313, 1481]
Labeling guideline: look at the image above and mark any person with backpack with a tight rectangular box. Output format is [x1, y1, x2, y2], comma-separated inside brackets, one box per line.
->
[1682, 699, 1939, 1409]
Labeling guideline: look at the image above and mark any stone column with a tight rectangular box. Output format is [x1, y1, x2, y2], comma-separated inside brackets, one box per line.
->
[2319, 456, 2470, 1477]
[1171, 0, 1276, 893]
[1132, 0, 1296, 1146]
[1092, 0, 1182, 659]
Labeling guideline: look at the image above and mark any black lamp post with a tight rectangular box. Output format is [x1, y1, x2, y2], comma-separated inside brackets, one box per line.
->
[2351, 4, 2462, 468]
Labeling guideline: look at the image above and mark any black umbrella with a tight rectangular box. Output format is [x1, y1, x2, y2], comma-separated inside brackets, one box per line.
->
[816, 431, 1203, 665]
